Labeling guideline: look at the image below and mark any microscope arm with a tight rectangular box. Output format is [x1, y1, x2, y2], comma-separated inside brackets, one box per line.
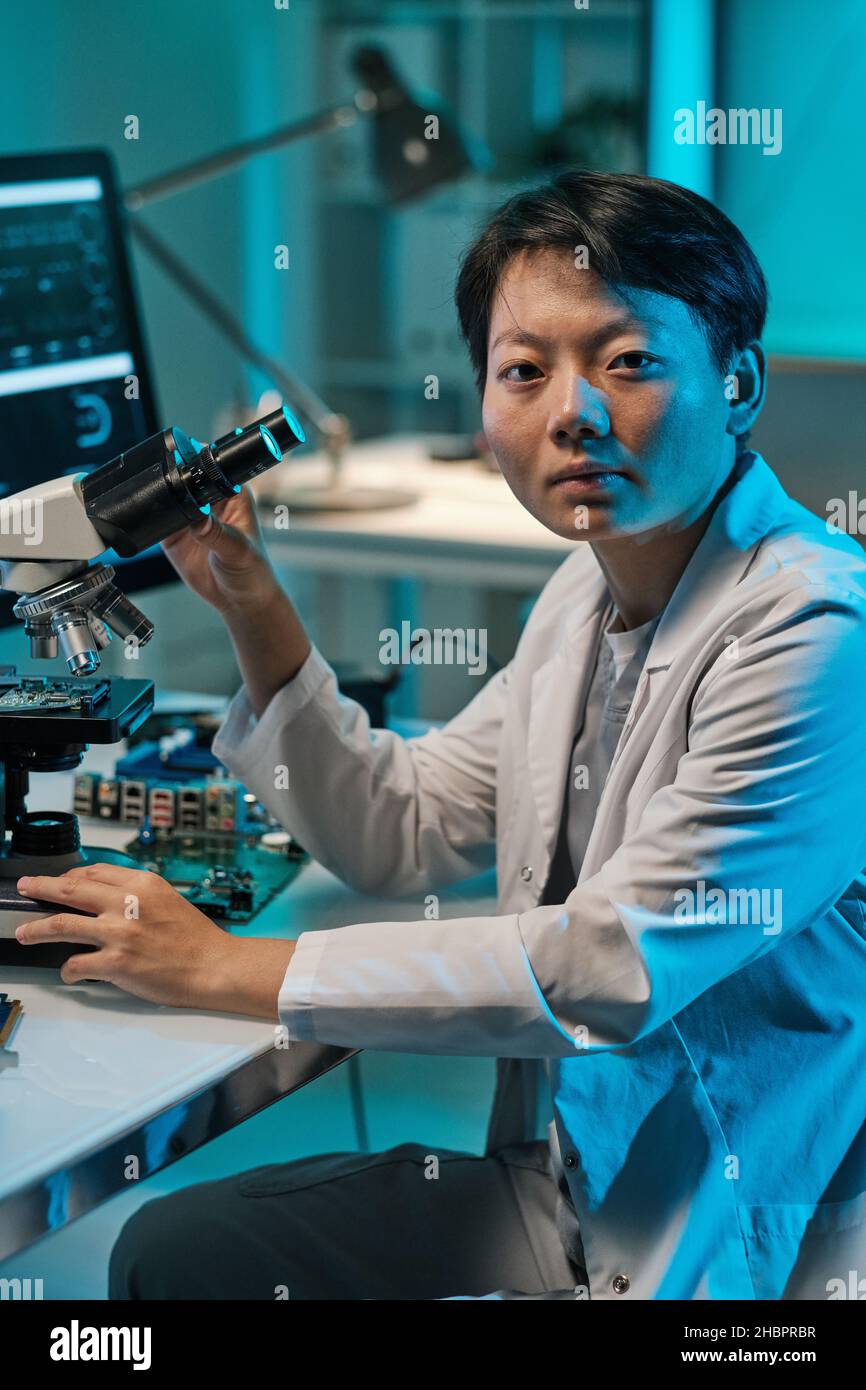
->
[0, 474, 106, 594]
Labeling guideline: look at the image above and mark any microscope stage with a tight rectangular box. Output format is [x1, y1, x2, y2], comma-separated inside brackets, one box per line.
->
[0, 675, 153, 743]
[0, 676, 111, 711]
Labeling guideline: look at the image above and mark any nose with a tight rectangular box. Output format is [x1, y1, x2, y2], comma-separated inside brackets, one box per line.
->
[548, 377, 610, 447]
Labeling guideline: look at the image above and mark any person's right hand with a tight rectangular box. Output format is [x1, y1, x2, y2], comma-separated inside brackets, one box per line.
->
[161, 485, 280, 617]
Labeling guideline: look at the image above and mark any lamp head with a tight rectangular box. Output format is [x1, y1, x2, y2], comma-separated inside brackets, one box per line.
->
[351, 45, 477, 204]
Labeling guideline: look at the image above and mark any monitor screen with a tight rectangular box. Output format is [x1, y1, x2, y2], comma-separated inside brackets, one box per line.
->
[0, 149, 167, 623]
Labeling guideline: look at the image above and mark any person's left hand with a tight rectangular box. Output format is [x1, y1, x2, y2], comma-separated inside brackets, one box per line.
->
[13, 863, 294, 1019]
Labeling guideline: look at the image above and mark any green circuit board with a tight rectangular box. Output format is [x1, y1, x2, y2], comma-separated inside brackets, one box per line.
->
[124, 830, 307, 923]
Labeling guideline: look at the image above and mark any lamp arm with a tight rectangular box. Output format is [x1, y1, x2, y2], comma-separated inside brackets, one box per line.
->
[127, 215, 351, 472]
[124, 100, 360, 210]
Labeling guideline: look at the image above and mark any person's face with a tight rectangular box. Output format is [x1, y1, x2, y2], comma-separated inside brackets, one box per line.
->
[482, 249, 737, 542]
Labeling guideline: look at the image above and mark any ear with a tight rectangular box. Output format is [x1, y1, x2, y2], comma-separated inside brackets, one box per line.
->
[724, 341, 767, 441]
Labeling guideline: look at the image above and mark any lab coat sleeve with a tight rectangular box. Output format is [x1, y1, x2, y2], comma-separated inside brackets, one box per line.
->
[277, 584, 866, 1057]
[211, 641, 510, 896]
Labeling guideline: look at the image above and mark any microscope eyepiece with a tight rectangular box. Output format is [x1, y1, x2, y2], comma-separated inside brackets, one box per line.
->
[209, 405, 306, 492]
[80, 405, 305, 557]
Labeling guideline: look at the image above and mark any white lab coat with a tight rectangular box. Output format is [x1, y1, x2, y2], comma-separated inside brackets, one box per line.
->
[213, 451, 866, 1300]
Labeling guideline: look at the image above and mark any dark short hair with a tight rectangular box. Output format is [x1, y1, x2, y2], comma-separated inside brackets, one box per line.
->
[454, 170, 768, 397]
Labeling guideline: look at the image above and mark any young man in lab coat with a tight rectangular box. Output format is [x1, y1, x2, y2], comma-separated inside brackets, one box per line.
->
[17, 172, 866, 1301]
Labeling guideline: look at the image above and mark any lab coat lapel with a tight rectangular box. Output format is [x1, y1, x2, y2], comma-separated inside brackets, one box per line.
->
[642, 451, 790, 672]
[527, 575, 609, 855]
[489, 579, 607, 1160]
[527, 452, 789, 869]
[606, 451, 791, 763]
[578, 452, 793, 878]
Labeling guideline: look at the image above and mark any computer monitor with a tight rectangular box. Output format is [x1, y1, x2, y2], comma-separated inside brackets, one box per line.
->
[0, 148, 169, 625]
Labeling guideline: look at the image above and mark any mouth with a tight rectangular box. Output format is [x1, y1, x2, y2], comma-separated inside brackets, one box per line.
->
[549, 462, 624, 492]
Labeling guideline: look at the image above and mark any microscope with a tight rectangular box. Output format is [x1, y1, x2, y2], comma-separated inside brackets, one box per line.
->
[0, 405, 305, 952]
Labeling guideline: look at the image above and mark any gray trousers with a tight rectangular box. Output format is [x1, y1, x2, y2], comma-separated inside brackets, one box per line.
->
[108, 1140, 586, 1300]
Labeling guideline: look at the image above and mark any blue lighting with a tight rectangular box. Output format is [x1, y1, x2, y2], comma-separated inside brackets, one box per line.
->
[282, 405, 305, 443]
[647, 0, 715, 194]
[199, 502, 211, 515]
[259, 424, 282, 460]
[46, 1171, 70, 1231]
[145, 1102, 192, 1172]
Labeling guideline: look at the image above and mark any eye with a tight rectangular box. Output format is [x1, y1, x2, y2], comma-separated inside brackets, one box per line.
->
[498, 362, 544, 384]
[609, 351, 656, 371]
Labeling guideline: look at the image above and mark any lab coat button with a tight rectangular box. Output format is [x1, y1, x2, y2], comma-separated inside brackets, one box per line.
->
[520, 865, 533, 882]
[611, 1274, 630, 1294]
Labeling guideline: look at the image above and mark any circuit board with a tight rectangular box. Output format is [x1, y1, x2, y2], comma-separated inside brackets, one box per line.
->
[0, 993, 23, 1048]
[0, 676, 110, 711]
[123, 829, 307, 923]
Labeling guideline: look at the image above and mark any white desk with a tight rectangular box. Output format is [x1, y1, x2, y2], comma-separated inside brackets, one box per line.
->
[252, 434, 573, 589]
[0, 711, 498, 1261]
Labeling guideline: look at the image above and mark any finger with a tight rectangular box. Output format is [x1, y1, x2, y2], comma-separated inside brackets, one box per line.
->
[192, 512, 257, 564]
[160, 521, 196, 552]
[18, 871, 112, 914]
[60, 950, 114, 985]
[59, 861, 153, 885]
[162, 490, 250, 544]
[200, 485, 258, 535]
[161, 544, 191, 582]
[212, 491, 250, 522]
[16, 912, 107, 948]
[160, 537, 195, 586]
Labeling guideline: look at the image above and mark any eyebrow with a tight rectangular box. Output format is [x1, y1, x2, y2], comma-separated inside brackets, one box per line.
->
[490, 314, 666, 356]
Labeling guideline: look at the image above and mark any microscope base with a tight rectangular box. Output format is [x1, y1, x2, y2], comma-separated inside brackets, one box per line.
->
[0, 844, 139, 965]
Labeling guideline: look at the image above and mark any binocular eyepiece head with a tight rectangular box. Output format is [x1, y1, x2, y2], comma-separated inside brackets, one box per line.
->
[14, 405, 305, 675]
[80, 404, 306, 558]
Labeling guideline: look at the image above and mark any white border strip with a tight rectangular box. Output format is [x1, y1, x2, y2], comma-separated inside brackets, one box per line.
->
[0, 177, 103, 208]
[0, 351, 135, 397]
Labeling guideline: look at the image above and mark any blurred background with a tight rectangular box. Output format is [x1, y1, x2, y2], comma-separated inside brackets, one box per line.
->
[0, 0, 864, 1298]
[1, 0, 864, 719]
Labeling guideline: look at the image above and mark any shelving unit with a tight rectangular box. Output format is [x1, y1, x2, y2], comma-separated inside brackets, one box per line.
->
[312, 0, 650, 440]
